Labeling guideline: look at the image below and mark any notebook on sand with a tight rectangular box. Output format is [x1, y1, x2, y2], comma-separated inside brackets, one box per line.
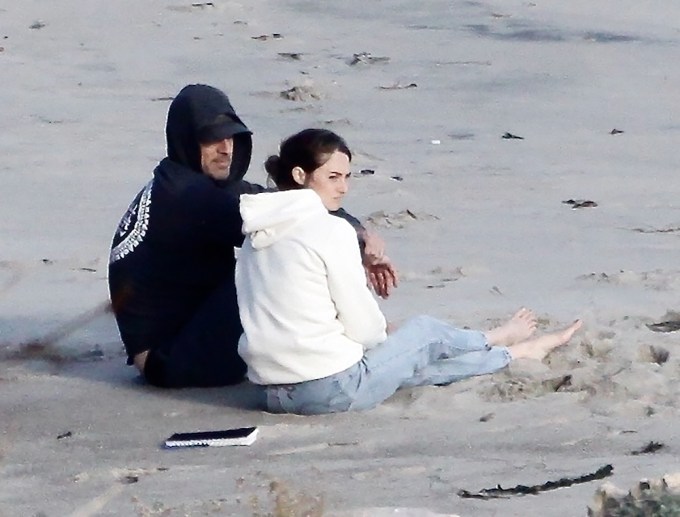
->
[164, 427, 258, 448]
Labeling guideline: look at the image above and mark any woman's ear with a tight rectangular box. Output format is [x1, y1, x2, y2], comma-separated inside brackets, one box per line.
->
[292, 166, 306, 186]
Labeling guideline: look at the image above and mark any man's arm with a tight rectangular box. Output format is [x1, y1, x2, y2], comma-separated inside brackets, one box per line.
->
[228, 179, 270, 195]
[330, 208, 366, 251]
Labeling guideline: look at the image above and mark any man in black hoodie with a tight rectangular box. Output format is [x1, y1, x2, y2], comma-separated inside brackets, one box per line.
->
[109, 84, 393, 388]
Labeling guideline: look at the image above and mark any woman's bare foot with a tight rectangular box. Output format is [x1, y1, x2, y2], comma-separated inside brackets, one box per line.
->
[508, 319, 582, 361]
[485, 308, 538, 346]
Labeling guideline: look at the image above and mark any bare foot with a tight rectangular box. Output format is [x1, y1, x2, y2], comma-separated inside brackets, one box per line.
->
[509, 319, 582, 361]
[485, 308, 538, 346]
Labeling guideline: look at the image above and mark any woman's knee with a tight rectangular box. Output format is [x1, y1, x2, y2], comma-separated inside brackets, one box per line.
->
[405, 314, 442, 332]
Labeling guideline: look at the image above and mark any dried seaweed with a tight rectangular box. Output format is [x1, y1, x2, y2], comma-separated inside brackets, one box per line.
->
[630, 441, 665, 456]
[458, 464, 614, 499]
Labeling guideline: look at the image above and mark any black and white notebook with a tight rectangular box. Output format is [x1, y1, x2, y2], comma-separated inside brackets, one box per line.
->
[164, 427, 258, 448]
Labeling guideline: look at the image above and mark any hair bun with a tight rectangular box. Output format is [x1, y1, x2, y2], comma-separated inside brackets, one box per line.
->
[264, 155, 281, 177]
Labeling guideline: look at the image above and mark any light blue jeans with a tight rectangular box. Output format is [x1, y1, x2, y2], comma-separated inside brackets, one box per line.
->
[262, 315, 512, 415]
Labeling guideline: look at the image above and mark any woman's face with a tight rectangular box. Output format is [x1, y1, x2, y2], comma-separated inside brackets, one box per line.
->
[304, 150, 351, 211]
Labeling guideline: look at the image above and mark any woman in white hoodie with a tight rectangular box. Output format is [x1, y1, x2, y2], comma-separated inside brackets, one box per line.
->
[235, 129, 581, 414]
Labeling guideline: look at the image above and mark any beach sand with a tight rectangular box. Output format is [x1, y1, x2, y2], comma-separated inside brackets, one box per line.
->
[1, 1, 679, 515]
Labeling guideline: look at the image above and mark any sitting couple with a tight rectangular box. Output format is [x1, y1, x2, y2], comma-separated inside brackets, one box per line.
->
[108, 84, 395, 389]
[108, 83, 580, 414]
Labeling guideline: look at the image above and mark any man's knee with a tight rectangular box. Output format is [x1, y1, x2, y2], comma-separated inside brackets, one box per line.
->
[142, 348, 169, 387]
[141, 346, 246, 388]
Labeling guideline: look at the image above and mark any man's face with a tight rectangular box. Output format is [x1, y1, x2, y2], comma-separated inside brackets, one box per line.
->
[200, 137, 234, 180]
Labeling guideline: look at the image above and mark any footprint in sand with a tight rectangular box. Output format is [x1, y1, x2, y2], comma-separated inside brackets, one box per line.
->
[322, 118, 353, 127]
[348, 52, 390, 66]
[166, 3, 217, 12]
[112, 466, 168, 484]
[631, 225, 680, 234]
[366, 209, 439, 229]
[400, 267, 465, 289]
[577, 269, 680, 291]
[479, 372, 576, 402]
[250, 80, 324, 104]
[589, 473, 680, 517]
[278, 52, 303, 61]
[378, 82, 418, 90]
[280, 82, 324, 102]
[637, 344, 670, 365]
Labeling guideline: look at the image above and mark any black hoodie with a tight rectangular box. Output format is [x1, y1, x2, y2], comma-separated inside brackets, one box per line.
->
[108, 84, 263, 364]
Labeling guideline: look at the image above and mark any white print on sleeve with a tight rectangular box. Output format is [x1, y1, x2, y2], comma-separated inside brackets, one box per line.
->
[109, 180, 153, 264]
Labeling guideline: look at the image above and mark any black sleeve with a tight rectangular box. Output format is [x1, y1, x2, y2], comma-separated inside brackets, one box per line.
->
[202, 180, 276, 249]
[228, 180, 271, 195]
[198, 188, 246, 248]
[330, 208, 364, 230]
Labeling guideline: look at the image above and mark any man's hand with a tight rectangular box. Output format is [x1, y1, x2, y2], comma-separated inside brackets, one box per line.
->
[365, 256, 399, 299]
[360, 228, 386, 265]
[359, 228, 398, 298]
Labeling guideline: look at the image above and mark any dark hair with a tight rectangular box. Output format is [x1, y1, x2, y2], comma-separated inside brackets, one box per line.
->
[265, 129, 352, 190]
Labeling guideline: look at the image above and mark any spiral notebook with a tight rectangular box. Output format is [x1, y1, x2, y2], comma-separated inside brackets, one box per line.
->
[164, 427, 258, 448]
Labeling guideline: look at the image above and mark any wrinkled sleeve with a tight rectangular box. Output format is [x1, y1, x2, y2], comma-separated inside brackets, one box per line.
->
[229, 180, 272, 195]
[323, 220, 386, 347]
[200, 188, 246, 248]
[331, 208, 362, 230]
[205, 181, 270, 247]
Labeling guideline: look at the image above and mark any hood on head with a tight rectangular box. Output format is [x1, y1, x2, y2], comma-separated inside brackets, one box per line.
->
[166, 84, 252, 181]
[240, 190, 326, 249]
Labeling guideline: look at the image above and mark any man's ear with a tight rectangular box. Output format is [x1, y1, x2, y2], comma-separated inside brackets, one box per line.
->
[292, 166, 306, 186]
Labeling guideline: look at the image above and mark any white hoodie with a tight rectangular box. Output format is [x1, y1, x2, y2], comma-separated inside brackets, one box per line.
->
[236, 190, 387, 385]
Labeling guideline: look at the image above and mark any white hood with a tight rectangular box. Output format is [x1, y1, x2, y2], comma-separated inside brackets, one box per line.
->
[240, 190, 326, 249]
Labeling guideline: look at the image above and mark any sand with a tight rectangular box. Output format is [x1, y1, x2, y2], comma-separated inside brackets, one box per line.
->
[1, 1, 679, 515]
